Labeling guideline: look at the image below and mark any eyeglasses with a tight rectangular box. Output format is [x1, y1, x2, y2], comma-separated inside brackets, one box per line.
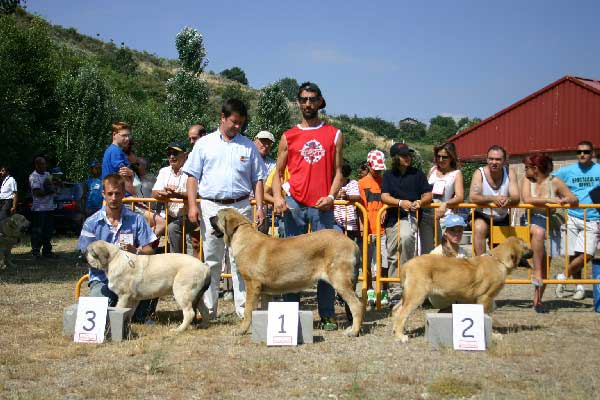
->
[167, 151, 181, 157]
[436, 154, 449, 160]
[297, 96, 320, 104]
[117, 132, 131, 138]
[576, 149, 592, 155]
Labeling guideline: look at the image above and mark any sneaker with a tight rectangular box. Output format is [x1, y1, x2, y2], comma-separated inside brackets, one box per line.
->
[572, 285, 585, 300]
[321, 317, 338, 331]
[380, 291, 389, 306]
[555, 273, 566, 298]
[366, 289, 376, 307]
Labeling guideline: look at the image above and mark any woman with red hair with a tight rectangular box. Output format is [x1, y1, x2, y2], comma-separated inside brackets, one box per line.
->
[521, 153, 577, 312]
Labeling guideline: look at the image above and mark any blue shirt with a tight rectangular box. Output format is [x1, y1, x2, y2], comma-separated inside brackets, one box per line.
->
[102, 144, 129, 178]
[553, 162, 600, 220]
[182, 130, 267, 199]
[85, 177, 103, 211]
[78, 206, 157, 282]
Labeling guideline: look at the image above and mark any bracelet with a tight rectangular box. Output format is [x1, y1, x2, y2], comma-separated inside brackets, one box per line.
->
[327, 194, 335, 201]
[398, 199, 403, 207]
[256, 205, 265, 211]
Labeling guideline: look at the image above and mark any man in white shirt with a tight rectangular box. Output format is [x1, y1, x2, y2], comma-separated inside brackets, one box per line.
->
[184, 99, 267, 319]
[152, 142, 195, 255]
[0, 166, 17, 221]
[29, 156, 57, 258]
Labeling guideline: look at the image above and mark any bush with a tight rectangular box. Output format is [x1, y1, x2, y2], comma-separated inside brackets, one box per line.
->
[246, 82, 291, 153]
[220, 66, 248, 85]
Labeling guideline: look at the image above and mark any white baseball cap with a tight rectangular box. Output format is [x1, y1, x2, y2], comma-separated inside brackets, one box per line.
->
[255, 131, 275, 142]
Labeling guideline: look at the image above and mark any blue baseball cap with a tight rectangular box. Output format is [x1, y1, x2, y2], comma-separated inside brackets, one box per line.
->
[442, 214, 467, 230]
[89, 160, 100, 167]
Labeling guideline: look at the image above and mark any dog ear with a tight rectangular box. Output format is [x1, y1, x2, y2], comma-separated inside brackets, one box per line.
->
[92, 242, 112, 268]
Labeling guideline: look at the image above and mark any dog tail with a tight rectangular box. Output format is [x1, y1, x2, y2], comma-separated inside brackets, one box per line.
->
[193, 272, 212, 311]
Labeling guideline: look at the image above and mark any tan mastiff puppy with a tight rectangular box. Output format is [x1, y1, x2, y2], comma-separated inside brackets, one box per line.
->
[209, 208, 364, 337]
[392, 236, 532, 342]
[0, 214, 30, 269]
[85, 240, 211, 333]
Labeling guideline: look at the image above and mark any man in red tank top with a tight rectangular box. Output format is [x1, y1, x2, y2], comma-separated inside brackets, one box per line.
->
[272, 82, 344, 331]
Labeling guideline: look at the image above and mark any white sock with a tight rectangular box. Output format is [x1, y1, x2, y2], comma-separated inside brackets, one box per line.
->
[556, 273, 566, 280]
[576, 284, 584, 291]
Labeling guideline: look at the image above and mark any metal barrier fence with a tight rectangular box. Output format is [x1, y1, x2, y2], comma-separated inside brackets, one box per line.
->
[75, 198, 370, 302]
[373, 203, 600, 309]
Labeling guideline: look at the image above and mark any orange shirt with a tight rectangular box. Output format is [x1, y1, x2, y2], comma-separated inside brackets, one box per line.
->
[358, 174, 383, 235]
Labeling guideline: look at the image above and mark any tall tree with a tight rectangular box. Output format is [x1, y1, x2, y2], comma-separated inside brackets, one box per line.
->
[54, 64, 115, 180]
[277, 77, 299, 102]
[175, 26, 208, 74]
[247, 82, 291, 153]
[165, 70, 212, 128]
[426, 115, 458, 144]
[399, 119, 427, 141]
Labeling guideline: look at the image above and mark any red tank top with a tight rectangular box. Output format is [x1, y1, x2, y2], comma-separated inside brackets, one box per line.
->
[285, 123, 339, 206]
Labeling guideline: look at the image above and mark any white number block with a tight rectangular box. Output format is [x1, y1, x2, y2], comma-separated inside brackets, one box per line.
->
[74, 297, 108, 344]
[267, 302, 299, 346]
[452, 304, 486, 351]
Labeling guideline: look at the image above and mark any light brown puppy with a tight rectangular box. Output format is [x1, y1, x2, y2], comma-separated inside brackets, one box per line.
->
[209, 208, 364, 337]
[392, 236, 532, 342]
[85, 240, 211, 333]
[0, 214, 30, 269]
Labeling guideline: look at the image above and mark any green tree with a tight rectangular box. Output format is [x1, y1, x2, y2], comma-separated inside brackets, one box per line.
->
[0, 14, 59, 183]
[54, 64, 115, 180]
[456, 117, 481, 133]
[175, 26, 208, 74]
[277, 77, 299, 102]
[247, 82, 291, 152]
[426, 115, 458, 144]
[0, 0, 23, 14]
[112, 45, 137, 76]
[220, 82, 254, 107]
[399, 119, 427, 141]
[165, 70, 212, 128]
[220, 66, 248, 85]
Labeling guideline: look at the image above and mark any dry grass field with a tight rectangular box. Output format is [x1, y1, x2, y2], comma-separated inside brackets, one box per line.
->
[1, 236, 599, 400]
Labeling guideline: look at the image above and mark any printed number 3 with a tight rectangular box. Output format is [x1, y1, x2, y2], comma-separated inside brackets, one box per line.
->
[461, 317, 474, 338]
[83, 310, 96, 332]
[278, 314, 286, 334]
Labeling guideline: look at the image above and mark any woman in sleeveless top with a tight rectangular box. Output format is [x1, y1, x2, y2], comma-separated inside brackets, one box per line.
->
[521, 154, 577, 312]
[421, 142, 464, 252]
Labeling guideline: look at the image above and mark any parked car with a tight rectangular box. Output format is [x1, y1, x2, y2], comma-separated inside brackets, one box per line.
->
[18, 181, 84, 233]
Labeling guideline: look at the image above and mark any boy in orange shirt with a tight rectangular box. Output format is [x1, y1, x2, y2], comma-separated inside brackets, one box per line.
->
[358, 150, 389, 306]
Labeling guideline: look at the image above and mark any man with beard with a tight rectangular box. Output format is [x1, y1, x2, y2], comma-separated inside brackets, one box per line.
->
[272, 82, 343, 331]
[469, 145, 520, 256]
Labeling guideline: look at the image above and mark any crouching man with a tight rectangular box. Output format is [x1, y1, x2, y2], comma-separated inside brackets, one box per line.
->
[78, 174, 158, 323]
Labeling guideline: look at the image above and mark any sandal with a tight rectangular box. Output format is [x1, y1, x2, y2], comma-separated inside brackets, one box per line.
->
[531, 276, 544, 287]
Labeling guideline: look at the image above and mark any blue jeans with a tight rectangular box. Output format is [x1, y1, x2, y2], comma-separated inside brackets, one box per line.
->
[282, 195, 336, 319]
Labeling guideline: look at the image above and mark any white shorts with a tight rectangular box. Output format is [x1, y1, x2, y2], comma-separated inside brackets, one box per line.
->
[566, 216, 600, 256]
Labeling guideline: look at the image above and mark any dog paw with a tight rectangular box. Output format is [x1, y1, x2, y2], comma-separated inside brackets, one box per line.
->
[394, 334, 409, 344]
[344, 327, 359, 337]
[492, 332, 503, 342]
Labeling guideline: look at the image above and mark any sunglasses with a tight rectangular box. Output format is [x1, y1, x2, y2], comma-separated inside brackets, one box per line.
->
[576, 149, 592, 155]
[436, 154, 449, 160]
[297, 96, 320, 104]
[167, 151, 181, 157]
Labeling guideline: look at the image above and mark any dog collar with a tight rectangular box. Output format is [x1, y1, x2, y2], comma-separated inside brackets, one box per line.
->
[486, 252, 511, 270]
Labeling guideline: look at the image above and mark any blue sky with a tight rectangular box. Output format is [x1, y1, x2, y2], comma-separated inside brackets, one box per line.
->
[28, 0, 600, 124]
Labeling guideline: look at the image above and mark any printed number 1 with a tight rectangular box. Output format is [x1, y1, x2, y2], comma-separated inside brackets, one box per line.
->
[278, 314, 286, 334]
[461, 317, 474, 338]
[83, 310, 96, 332]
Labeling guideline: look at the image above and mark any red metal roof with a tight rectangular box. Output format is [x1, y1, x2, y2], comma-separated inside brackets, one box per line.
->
[448, 76, 600, 160]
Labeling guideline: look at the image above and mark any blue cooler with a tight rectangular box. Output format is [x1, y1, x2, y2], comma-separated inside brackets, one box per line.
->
[593, 259, 600, 313]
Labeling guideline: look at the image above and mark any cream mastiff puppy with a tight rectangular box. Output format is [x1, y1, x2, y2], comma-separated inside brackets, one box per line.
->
[85, 240, 211, 333]
[0, 214, 30, 269]
[209, 208, 365, 337]
[392, 236, 532, 342]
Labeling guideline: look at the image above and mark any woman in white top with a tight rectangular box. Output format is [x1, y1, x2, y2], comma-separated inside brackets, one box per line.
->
[521, 153, 577, 313]
[421, 142, 464, 252]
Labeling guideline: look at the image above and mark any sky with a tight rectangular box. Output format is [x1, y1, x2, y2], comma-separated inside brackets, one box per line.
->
[27, 0, 600, 125]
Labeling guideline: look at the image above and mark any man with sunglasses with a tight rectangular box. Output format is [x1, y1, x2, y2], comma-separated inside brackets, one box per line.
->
[152, 142, 195, 255]
[272, 82, 344, 331]
[469, 144, 520, 256]
[553, 141, 600, 300]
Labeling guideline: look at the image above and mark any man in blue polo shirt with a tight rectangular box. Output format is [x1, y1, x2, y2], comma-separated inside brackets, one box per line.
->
[78, 174, 157, 321]
[554, 140, 600, 300]
[184, 98, 267, 319]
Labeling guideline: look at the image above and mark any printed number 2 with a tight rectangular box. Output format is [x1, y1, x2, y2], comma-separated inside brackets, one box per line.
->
[278, 314, 286, 334]
[461, 317, 474, 338]
[83, 310, 96, 332]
